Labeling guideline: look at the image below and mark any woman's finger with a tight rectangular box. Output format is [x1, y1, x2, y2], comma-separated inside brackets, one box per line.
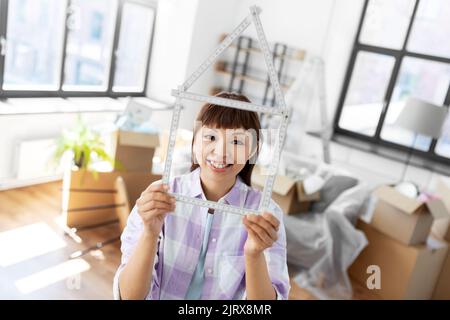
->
[244, 220, 266, 244]
[141, 207, 173, 222]
[247, 215, 278, 241]
[139, 200, 175, 213]
[261, 212, 280, 231]
[138, 190, 174, 206]
[145, 182, 169, 193]
[148, 192, 175, 205]
[247, 220, 277, 242]
[246, 225, 263, 242]
[246, 221, 273, 246]
[150, 208, 172, 217]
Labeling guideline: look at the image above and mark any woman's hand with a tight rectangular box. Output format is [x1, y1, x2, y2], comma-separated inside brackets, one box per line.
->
[242, 212, 280, 257]
[136, 182, 176, 237]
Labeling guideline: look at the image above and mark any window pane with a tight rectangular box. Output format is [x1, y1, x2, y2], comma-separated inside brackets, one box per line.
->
[63, 0, 118, 91]
[435, 113, 450, 158]
[113, 3, 155, 92]
[359, 0, 415, 49]
[407, 0, 450, 58]
[381, 57, 450, 150]
[3, 0, 66, 90]
[338, 51, 395, 136]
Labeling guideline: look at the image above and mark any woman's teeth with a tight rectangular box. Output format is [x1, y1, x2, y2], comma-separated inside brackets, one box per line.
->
[207, 160, 231, 169]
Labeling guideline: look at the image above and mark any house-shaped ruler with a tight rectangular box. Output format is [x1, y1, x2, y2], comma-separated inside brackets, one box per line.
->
[162, 5, 291, 216]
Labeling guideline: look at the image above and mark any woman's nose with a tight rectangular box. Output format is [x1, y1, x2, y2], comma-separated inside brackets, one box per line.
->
[212, 138, 229, 158]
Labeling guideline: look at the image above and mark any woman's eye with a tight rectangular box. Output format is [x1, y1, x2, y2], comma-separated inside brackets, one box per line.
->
[204, 134, 215, 141]
[232, 139, 244, 145]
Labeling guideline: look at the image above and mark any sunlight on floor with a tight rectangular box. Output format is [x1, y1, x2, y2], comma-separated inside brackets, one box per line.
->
[0, 222, 67, 267]
[14, 258, 91, 294]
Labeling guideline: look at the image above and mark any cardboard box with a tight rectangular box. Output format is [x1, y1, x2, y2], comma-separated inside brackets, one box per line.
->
[431, 179, 450, 242]
[432, 218, 450, 243]
[349, 220, 448, 300]
[368, 186, 448, 245]
[111, 129, 159, 172]
[297, 181, 321, 202]
[62, 169, 161, 228]
[436, 178, 450, 211]
[432, 248, 450, 299]
[251, 166, 320, 214]
[115, 173, 162, 232]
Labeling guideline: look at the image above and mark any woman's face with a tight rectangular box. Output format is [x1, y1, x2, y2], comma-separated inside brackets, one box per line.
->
[193, 125, 256, 181]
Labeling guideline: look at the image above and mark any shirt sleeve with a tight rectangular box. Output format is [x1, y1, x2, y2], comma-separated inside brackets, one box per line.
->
[241, 200, 291, 300]
[112, 205, 163, 300]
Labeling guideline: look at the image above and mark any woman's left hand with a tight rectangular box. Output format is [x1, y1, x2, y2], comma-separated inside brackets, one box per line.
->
[243, 212, 280, 257]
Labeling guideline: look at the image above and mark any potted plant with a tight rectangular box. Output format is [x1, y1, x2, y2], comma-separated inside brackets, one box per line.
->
[54, 116, 122, 228]
[54, 115, 115, 173]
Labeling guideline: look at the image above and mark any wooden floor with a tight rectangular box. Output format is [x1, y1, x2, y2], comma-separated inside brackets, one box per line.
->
[0, 181, 377, 300]
[0, 181, 121, 299]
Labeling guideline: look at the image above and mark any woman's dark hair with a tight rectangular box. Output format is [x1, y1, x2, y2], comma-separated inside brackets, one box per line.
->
[190, 91, 261, 186]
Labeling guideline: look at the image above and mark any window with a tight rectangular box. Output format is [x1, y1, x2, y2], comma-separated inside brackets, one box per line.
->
[113, 2, 155, 92]
[63, 0, 118, 91]
[338, 51, 395, 136]
[0, 0, 157, 97]
[335, 0, 450, 164]
[3, 0, 66, 90]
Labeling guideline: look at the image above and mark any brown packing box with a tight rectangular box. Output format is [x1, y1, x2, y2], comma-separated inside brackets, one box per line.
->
[118, 172, 162, 209]
[431, 179, 450, 300]
[251, 166, 320, 215]
[115, 173, 163, 232]
[432, 248, 450, 299]
[112, 129, 160, 172]
[297, 181, 321, 202]
[431, 179, 450, 242]
[432, 219, 450, 243]
[369, 186, 448, 245]
[62, 169, 161, 228]
[349, 220, 448, 300]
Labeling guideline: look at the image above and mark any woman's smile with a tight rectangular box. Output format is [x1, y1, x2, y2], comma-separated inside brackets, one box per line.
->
[206, 159, 233, 173]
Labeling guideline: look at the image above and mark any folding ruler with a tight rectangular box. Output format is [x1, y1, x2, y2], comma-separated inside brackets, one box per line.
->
[162, 6, 291, 216]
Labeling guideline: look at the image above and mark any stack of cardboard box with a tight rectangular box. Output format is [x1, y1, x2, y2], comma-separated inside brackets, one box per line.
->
[349, 185, 450, 299]
[430, 179, 450, 299]
[251, 166, 320, 215]
[61, 129, 161, 229]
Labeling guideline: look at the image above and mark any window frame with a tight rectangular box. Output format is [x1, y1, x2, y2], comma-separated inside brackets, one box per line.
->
[0, 0, 157, 98]
[334, 0, 450, 166]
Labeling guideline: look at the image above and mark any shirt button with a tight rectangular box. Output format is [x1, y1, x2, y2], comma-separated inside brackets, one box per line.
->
[212, 238, 216, 243]
[207, 268, 213, 274]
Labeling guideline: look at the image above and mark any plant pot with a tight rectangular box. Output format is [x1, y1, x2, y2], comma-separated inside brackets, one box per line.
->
[61, 168, 162, 229]
[62, 168, 121, 229]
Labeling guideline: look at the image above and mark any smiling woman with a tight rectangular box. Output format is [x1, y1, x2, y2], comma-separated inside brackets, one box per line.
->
[114, 91, 290, 300]
[190, 92, 261, 192]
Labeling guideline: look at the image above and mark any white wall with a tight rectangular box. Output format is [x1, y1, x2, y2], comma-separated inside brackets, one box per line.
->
[146, 0, 365, 126]
[0, 111, 119, 182]
[230, 0, 365, 121]
[181, 0, 240, 128]
[146, 0, 240, 129]
[146, 0, 200, 103]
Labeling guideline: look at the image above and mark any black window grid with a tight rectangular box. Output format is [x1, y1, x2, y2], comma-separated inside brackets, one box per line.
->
[0, 0, 157, 98]
[333, 0, 450, 167]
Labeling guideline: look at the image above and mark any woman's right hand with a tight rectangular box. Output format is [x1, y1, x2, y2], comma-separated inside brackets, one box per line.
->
[136, 182, 176, 237]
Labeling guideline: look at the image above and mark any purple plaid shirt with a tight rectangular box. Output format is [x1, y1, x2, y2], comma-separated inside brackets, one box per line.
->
[113, 167, 290, 300]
